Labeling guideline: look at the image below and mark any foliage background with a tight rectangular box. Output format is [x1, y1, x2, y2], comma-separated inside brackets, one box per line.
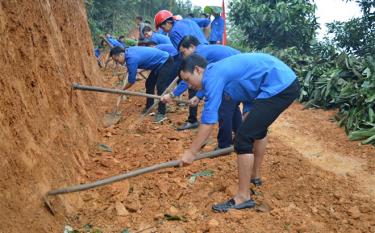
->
[85, 0, 202, 45]
[84, 0, 374, 144]
[227, 0, 374, 144]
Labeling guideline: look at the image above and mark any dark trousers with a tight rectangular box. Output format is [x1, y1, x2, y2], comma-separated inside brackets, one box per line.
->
[218, 93, 242, 148]
[145, 57, 174, 115]
[234, 79, 300, 154]
[187, 88, 198, 123]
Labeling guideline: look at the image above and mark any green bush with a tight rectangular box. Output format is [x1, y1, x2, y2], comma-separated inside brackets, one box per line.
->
[267, 45, 375, 145]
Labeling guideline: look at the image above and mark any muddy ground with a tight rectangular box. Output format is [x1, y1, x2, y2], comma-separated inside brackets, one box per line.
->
[57, 68, 375, 233]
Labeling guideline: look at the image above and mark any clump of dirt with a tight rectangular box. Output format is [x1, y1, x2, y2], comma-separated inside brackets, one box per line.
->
[0, 0, 104, 232]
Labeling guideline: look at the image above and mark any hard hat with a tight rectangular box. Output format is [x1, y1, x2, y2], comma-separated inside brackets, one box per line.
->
[154, 10, 173, 29]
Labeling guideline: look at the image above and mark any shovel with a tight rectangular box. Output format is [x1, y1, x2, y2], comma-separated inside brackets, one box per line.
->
[71, 83, 189, 105]
[142, 76, 180, 117]
[72, 83, 189, 127]
[103, 74, 129, 127]
[44, 147, 234, 215]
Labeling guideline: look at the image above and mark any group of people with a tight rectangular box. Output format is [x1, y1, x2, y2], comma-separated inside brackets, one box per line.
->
[104, 9, 300, 212]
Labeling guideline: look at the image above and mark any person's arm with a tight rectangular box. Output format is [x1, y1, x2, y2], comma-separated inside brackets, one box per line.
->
[169, 29, 181, 49]
[125, 60, 138, 89]
[180, 71, 224, 166]
[172, 80, 189, 97]
[180, 124, 214, 165]
[195, 90, 204, 99]
[192, 18, 211, 28]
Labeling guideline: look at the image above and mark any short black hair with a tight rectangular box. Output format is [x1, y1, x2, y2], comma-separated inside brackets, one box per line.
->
[144, 20, 151, 24]
[202, 13, 209, 18]
[188, 13, 195, 18]
[136, 16, 143, 21]
[180, 54, 208, 74]
[145, 40, 157, 47]
[160, 18, 174, 27]
[109, 46, 125, 57]
[179, 35, 200, 50]
[118, 35, 125, 40]
[142, 25, 153, 34]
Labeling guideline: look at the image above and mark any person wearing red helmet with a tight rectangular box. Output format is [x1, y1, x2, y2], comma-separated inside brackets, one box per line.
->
[154, 10, 209, 49]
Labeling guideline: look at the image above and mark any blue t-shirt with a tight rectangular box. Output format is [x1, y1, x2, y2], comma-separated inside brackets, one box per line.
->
[173, 45, 240, 97]
[157, 28, 168, 35]
[125, 46, 169, 84]
[156, 44, 178, 57]
[191, 18, 211, 28]
[169, 19, 208, 49]
[200, 53, 297, 124]
[107, 37, 124, 48]
[94, 48, 101, 58]
[150, 32, 172, 45]
[209, 16, 225, 42]
[117, 40, 127, 48]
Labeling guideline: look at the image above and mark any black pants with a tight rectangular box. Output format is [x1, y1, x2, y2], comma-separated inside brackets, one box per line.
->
[218, 93, 242, 148]
[145, 56, 174, 115]
[234, 79, 300, 154]
[187, 88, 198, 123]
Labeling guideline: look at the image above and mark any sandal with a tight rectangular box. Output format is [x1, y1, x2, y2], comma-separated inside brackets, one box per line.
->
[212, 198, 255, 212]
[250, 178, 262, 187]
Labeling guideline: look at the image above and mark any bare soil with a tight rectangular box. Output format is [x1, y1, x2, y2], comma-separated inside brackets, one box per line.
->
[62, 70, 375, 233]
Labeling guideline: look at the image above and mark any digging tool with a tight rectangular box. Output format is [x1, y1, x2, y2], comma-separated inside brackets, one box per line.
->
[102, 77, 129, 127]
[138, 69, 148, 80]
[43, 147, 234, 215]
[71, 83, 189, 105]
[142, 76, 180, 117]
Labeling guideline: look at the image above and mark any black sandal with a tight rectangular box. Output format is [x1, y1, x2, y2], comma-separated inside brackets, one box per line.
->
[250, 178, 262, 187]
[212, 198, 255, 212]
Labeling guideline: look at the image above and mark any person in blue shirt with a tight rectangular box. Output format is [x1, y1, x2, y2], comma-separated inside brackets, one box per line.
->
[146, 41, 182, 93]
[178, 53, 300, 212]
[142, 25, 172, 45]
[154, 10, 209, 49]
[157, 28, 167, 36]
[94, 47, 103, 68]
[209, 12, 224, 44]
[135, 16, 146, 42]
[101, 34, 124, 49]
[162, 36, 240, 140]
[117, 35, 127, 48]
[109, 46, 175, 123]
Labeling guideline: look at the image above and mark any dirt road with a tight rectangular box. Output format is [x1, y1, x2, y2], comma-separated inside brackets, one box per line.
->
[64, 71, 375, 233]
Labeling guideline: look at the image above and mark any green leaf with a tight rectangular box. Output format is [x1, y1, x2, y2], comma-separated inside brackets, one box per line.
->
[164, 214, 187, 222]
[362, 134, 375, 145]
[97, 143, 112, 152]
[188, 170, 214, 184]
[121, 229, 130, 233]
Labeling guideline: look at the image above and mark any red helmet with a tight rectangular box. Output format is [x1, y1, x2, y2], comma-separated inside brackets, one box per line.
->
[154, 10, 173, 29]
